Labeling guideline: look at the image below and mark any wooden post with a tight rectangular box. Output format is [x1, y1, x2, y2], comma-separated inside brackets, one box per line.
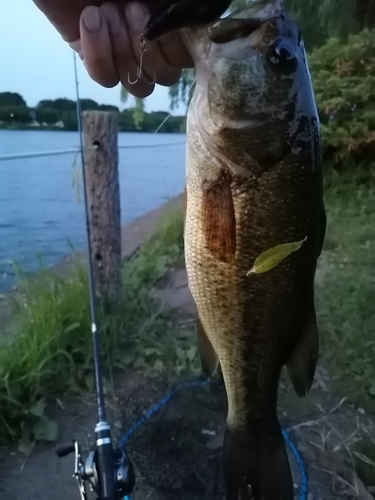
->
[82, 111, 122, 303]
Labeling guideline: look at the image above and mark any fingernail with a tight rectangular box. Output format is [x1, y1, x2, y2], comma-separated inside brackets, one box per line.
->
[83, 7, 102, 33]
[125, 3, 148, 31]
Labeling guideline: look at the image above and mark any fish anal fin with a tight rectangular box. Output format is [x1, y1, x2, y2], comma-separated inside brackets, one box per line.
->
[202, 170, 236, 263]
[318, 206, 327, 257]
[197, 316, 219, 379]
[287, 303, 319, 398]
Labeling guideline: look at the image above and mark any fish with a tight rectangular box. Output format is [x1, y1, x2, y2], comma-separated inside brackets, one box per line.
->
[144, 0, 326, 499]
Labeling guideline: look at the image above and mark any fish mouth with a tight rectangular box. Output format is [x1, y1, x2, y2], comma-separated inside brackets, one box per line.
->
[207, 0, 282, 45]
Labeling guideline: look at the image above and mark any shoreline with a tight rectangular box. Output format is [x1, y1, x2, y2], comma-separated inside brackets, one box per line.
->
[17, 193, 184, 285]
[0, 194, 183, 335]
[0, 127, 185, 134]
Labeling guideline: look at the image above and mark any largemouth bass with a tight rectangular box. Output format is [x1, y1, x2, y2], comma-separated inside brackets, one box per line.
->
[144, 1, 326, 498]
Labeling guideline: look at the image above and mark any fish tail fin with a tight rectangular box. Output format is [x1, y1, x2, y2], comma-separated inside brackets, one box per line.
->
[223, 419, 294, 500]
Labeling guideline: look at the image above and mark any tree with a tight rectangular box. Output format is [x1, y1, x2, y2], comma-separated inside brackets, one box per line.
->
[118, 109, 136, 131]
[37, 98, 76, 112]
[0, 92, 27, 108]
[0, 106, 32, 124]
[35, 108, 60, 124]
[0, 92, 31, 126]
[309, 28, 375, 169]
[355, 0, 375, 29]
[120, 86, 145, 129]
[99, 104, 120, 112]
[80, 98, 100, 111]
[285, 0, 358, 49]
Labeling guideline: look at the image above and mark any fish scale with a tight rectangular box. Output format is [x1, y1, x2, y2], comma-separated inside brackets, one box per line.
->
[183, 5, 325, 500]
[144, 0, 326, 499]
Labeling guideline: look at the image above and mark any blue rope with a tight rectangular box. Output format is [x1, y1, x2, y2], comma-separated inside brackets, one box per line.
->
[122, 379, 308, 500]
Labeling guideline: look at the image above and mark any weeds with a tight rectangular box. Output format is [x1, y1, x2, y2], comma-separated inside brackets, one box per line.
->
[291, 399, 375, 497]
[0, 207, 192, 444]
[316, 170, 375, 409]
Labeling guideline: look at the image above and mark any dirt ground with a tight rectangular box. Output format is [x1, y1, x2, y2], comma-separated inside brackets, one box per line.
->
[1, 263, 374, 500]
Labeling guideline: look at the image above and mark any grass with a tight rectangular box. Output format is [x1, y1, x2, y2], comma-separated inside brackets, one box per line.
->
[1, 170, 374, 445]
[316, 170, 375, 409]
[0, 206, 197, 444]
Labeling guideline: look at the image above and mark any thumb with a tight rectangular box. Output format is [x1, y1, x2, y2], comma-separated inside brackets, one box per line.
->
[79, 5, 120, 88]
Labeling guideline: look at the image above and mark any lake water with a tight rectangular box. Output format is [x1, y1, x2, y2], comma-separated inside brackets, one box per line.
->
[0, 130, 186, 292]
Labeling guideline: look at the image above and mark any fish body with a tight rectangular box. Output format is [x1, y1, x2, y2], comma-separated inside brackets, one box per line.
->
[145, 1, 326, 499]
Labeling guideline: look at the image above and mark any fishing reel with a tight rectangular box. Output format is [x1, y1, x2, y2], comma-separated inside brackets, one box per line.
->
[55, 421, 135, 500]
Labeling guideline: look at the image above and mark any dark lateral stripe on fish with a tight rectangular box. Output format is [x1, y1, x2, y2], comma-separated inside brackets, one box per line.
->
[202, 170, 236, 263]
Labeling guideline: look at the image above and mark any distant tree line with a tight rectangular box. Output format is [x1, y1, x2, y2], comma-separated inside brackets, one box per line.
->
[0, 93, 186, 133]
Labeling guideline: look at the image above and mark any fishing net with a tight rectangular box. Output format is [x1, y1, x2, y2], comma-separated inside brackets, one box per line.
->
[120, 378, 305, 500]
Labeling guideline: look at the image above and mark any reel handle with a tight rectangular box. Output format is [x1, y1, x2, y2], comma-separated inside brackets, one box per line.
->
[55, 441, 76, 458]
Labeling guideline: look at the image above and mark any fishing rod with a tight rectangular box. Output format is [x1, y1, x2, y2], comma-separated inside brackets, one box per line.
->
[51, 26, 311, 500]
[55, 33, 197, 496]
[54, 52, 135, 500]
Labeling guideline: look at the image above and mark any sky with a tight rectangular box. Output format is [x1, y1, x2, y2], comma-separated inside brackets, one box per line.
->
[0, 1, 186, 114]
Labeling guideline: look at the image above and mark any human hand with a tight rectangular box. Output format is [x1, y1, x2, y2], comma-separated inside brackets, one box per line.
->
[33, 1, 194, 98]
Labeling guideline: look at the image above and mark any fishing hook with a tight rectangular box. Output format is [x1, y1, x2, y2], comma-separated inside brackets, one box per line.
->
[128, 36, 156, 86]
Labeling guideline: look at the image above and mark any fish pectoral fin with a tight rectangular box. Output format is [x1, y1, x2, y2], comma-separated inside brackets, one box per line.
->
[287, 303, 319, 398]
[202, 169, 236, 264]
[197, 316, 219, 379]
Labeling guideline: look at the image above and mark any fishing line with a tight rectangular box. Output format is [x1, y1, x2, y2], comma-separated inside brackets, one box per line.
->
[72, 54, 195, 427]
[55, 52, 135, 500]
[152, 76, 197, 134]
[56, 53, 194, 500]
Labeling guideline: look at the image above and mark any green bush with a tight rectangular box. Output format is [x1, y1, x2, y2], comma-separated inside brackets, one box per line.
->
[309, 29, 375, 169]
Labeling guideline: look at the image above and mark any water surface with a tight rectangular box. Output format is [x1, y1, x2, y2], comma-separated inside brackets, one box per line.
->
[0, 130, 186, 291]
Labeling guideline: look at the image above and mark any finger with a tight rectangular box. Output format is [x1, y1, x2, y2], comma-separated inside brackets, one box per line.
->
[69, 39, 84, 61]
[33, 0, 103, 43]
[100, 2, 154, 98]
[158, 30, 195, 70]
[125, 3, 182, 87]
[80, 6, 119, 88]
